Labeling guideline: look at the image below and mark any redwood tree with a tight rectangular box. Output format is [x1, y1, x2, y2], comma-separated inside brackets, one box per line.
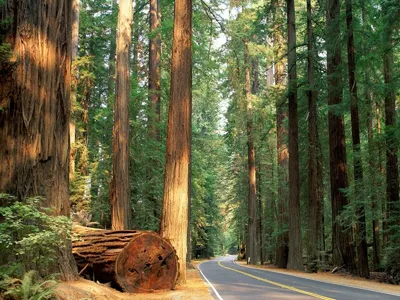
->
[0, 0, 77, 280]
[148, 0, 161, 140]
[110, 0, 133, 230]
[243, 39, 257, 265]
[345, 0, 369, 278]
[306, 0, 322, 273]
[286, 0, 302, 271]
[160, 0, 192, 284]
[273, 0, 289, 268]
[326, 0, 356, 272]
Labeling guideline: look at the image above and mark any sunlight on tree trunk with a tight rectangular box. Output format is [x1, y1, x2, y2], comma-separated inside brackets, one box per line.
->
[160, 0, 192, 284]
[111, 0, 133, 230]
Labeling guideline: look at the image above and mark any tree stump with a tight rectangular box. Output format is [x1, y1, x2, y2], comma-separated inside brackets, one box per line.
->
[72, 226, 178, 292]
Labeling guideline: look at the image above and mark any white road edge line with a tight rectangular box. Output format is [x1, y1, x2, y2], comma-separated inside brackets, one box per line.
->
[231, 258, 400, 297]
[198, 261, 224, 300]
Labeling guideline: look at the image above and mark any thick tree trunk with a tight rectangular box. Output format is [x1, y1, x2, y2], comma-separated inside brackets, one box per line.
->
[147, 0, 162, 229]
[345, 0, 369, 278]
[110, 0, 133, 230]
[244, 41, 257, 265]
[72, 226, 178, 292]
[286, 0, 302, 271]
[273, 0, 289, 269]
[307, 0, 322, 273]
[160, 0, 192, 284]
[326, 0, 356, 272]
[0, 0, 78, 280]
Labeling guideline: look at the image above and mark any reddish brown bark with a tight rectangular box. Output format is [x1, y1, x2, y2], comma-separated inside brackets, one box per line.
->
[72, 226, 178, 292]
[345, 0, 369, 278]
[286, 0, 302, 271]
[306, 0, 322, 272]
[244, 40, 257, 265]
[383, 5, 399, 244]
[111, 0, 133, 230]
[0, 0, 77, 280]
[272, 0, 289, 269]
[326, 0, 356, 272]
[148, 0, 161, 141]
[160, 0, 192, 284]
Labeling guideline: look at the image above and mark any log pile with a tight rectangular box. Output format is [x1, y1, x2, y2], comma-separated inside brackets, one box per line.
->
[72, 225, 178, 292]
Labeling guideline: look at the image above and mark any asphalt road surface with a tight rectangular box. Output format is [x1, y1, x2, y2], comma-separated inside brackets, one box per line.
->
[198, 255, 400, 300]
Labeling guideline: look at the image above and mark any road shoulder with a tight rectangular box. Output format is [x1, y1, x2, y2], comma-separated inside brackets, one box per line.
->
[235, 261, 400, 296]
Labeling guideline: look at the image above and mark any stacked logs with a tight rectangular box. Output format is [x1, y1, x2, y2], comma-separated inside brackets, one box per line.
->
[72, 225, 178, 292]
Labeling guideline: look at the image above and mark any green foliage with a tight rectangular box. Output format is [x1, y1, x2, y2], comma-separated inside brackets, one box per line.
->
[0, 195, 72, 278]
[0, 271, 57, 300]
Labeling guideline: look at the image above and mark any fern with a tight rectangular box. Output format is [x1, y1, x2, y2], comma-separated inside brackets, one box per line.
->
[3, 271, 57, 300]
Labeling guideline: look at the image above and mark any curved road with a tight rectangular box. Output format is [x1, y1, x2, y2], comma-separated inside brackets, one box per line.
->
[198, 256, 400, 300]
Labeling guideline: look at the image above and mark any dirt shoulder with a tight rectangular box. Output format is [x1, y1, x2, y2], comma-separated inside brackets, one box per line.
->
[235, 261, 400, 295]
[55, 263, 212, 300]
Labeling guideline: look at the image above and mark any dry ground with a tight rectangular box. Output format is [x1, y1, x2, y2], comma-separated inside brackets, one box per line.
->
[55, 262, 212, 300]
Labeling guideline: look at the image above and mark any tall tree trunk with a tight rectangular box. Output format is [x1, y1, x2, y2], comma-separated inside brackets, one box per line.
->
[252, 58, 262, 264]
[361, 0, 380, 271]
[148, 0, 161, 141]
[0, 0, 78, 280]
[345, 0, 369, 278]
[70, 0, 80, 180]
[244, 40, 257, 265]
[107, 0, 118, 101]
[306, 0, 321, 273]
[273, 0, 289, 269]
[286, 0, 302, 271]
[160, 0, 192, 284]
[257, 160, 264, 265]
[147, 0, 162, 228]
[326, 0, 356, 272]
[110, 0, 133, 230]
[382, 3, 399, 246]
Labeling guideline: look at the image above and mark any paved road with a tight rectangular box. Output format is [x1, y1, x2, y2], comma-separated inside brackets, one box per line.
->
[198, 255, 400, 300]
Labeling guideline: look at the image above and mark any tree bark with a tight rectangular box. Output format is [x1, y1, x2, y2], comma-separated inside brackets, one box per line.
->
[306, 0, 322, 273]
[110, 0, 133, 230]
[326, 0, 356, 272]
[107, 0, 118, 102]
[69, 0, 80, 180]
[147, 0, 162, 230]
[72, 226, 178, 292]
[244, 41, 257, 265]
[382, 4, 399, 245]
[0, 0, 78, 280]
[160, 0, 192, 284]
[148, 0, 161, 141]
[272, 0, 289, 269]
[286, 0, 302, 271]
[361, 0, 380, 270]
[345, 0, 369, 278]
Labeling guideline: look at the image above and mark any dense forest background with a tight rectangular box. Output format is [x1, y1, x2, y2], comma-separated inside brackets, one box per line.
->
[1, 0, 400, 289]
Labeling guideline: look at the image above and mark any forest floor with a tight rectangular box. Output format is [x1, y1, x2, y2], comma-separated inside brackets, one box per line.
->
[55, 261, 212, 300]
[236, 261, 400, 295]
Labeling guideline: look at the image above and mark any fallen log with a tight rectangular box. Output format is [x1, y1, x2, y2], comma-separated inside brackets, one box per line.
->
[72, 225, 178, 292]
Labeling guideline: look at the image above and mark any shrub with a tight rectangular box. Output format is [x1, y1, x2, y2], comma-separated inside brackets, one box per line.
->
[0, 194, 72, 278]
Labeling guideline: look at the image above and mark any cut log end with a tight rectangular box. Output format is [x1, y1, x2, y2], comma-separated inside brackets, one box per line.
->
[115, 232, 178, 292]
[72, 227, 178, 293]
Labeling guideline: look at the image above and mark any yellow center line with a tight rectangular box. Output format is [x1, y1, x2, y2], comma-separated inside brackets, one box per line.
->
[217, 260, 335, 300]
